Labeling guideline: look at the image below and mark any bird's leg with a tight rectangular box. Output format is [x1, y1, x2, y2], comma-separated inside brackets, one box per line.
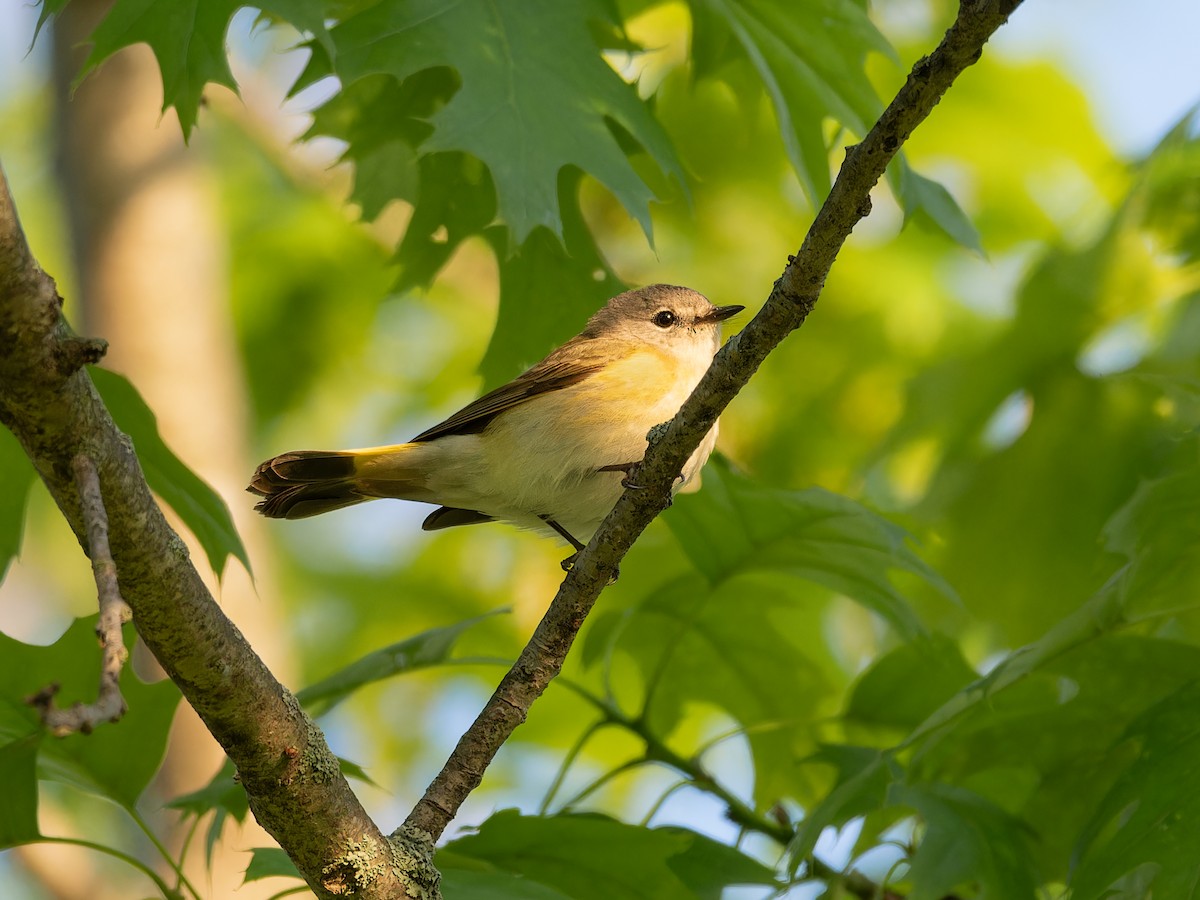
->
[542, 515, 618, 584]
[540, 515, 586, 553]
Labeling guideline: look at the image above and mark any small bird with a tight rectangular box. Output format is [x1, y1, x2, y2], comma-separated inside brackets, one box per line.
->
[248, 284, 742, 568]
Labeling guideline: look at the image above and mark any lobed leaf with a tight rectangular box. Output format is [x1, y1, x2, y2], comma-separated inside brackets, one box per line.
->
[0, 616, 182, 811]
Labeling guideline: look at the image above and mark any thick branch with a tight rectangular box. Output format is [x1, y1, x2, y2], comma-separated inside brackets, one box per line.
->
[404, 0, 1024, 841]
[0, 172, 429, 898]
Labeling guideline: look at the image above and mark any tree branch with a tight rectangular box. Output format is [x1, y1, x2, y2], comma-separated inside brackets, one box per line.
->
[27, 453, 133, 736]
[0, 170, 430, 898]
[403, 0, 1025, 842]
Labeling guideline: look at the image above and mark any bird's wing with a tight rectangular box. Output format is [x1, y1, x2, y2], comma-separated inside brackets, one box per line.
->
[410, 338, 607, 443]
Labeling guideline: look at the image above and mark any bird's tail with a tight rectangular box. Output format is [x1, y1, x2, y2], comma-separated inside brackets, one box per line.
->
[248, 445, 428, 519]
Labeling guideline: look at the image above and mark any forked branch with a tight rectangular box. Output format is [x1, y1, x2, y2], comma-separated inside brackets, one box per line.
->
[403, 0, 1026, 846]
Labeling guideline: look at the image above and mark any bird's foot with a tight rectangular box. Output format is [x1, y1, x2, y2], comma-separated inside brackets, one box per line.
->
[598, 461, 644, 490]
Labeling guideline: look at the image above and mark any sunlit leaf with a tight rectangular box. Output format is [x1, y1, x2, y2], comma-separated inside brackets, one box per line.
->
[90, 367, 249, 578]
[322, 0, 682, 243]
[690, 0, 893, 202]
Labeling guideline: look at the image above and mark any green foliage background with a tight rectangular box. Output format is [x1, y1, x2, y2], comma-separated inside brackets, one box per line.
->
[2, 0, 1199, 898]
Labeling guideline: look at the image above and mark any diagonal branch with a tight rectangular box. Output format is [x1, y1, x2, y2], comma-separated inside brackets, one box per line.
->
[0, 171, 430, 898]
[403, 0, 1025, 842]
[27, 453, 133, 736]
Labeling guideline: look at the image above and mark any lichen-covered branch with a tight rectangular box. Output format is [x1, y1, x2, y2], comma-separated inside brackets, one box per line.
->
[0, 170, 427, 899]
[403, 0, 1025, 842]
[27, 453, 132, 736]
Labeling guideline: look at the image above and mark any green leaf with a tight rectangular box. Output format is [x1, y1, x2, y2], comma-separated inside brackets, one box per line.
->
[690, 0, 893, 202]
[243, 846, 301, 884]
[588, 568, 835, 809]
[296, 611, 503, 714]
[439, 868, 574, 900]
[790, 746, 896, 862]
[168, 758, 247, 822]
[440, 810, 769, 900]
[908, 636, 1200, 882]
[896, 160, 985, 254]
[846, 634, 977, 731]
[90, 367, 249, 579]
[323, 0, 683, 243]
[665, 459, 944, 638]
[890, 782, 1038, 900]
[1102, 466, 1200, 619]
[167, 757, 248, 868]
[79, 0, 331, 136]
[1071, 679, 1200, 900]
[0, 617, 182, 810]
[0, 426, 37, 585]
[0, 734, 41, 849]
[657, 827, 778, 898]
[479, 169, 626, 390]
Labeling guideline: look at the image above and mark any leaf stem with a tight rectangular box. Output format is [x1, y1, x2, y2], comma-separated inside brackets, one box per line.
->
[32, 836, 178, 899]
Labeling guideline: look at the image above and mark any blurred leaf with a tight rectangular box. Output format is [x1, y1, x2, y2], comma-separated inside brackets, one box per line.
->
[440, 868, 574, 900]
[168, 757, 248, 868]
[0, 426, 36, 585]
[0, 617, 181, 810]
[890, 782, 1038, 900]
[666, 460, 945, 638]
[689, 0, 892, 202]
[790, 745, 896, 862]
[479, 170, 625, 389]
[656, 827, 778, 898]
[338, 756, 379, 788]
[896, 160, 984, 254]
[1071, 679, 1200, 899]
[910, 636, 1200, 881]
[1137, 105, 1200, 263]
[0, 734, 41, 849]
[1103, 465, 1200, 618]
[168, 758, 247, 822]
[846, 634, 977, 731]
[589, 568, 834, 808]
[323, 0, 682, 244]
[296, 611, 504, 714]
[440, 810, 771, 900]
[79, 0, 331, 136]
[90, 367, 249, 578]
[243, 846, 301, 883]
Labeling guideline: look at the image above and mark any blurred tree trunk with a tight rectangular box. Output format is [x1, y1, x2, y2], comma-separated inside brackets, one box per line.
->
[14, 2, 296, 897]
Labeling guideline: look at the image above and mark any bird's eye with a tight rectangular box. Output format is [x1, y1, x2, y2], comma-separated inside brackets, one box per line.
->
[652, 310, 677, 328]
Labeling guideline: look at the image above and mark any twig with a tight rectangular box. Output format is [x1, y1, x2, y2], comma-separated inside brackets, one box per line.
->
[26, 454, 132, 736]
[402, 0, 1025, 844]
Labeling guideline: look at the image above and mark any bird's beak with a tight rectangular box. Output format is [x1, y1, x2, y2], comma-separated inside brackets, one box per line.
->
[703, 305, 745, 324]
